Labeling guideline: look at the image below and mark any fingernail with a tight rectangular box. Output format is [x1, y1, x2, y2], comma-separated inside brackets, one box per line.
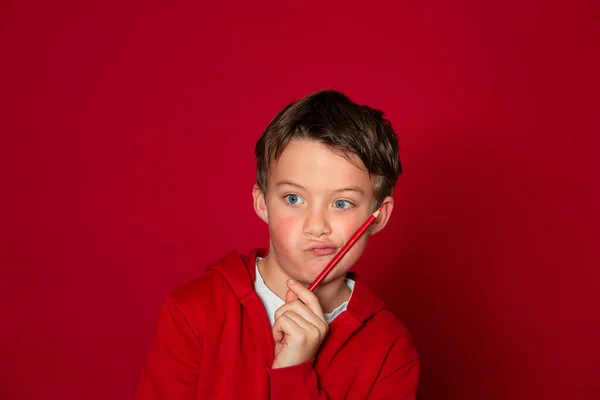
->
[288, 279, 295, 285]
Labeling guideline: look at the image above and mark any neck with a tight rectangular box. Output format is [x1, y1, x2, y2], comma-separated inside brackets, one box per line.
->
[258, 252, 351, 313]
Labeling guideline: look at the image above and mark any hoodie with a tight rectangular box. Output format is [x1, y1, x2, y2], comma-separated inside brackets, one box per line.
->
[135, 249, 419, 399]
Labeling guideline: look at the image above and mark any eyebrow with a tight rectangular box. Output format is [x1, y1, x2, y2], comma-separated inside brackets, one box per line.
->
[275, 180, 365, 195]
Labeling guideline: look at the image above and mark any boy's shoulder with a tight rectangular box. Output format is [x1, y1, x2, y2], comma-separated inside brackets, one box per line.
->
[368, 308, 414, 344]
[347, 274, 414, 342]
[349, 281, 418, 359]
[166, 249, 262, 313]
[170, 268, 228, 305]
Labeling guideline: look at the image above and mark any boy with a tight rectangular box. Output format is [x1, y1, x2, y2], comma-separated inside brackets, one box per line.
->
[135, 90, 420, 399]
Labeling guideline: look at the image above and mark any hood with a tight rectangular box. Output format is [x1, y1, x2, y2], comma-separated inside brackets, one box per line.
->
[205, 248, 388, 325]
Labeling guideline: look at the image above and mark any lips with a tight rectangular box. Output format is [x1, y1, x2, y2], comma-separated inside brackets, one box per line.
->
[305, 242, 339, 256]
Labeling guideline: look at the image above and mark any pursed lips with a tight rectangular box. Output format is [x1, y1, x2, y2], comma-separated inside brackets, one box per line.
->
[305, 242, 339, 256]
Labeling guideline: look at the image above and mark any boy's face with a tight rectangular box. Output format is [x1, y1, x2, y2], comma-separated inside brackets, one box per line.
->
[253, 139, 394, 286]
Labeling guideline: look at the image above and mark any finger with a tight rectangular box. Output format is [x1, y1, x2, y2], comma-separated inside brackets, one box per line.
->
[275, 301, 328, 336]
[286, 279, 326, 323]
[277, 311, 323, 345]
[272, 313, 303, 342]
[279, 310, 311, 330]
[285, 289, 299, 303]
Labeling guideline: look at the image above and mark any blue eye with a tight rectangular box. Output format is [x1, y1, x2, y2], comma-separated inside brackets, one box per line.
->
[333, 200, 353, 209]
[284, 194, 304, 205]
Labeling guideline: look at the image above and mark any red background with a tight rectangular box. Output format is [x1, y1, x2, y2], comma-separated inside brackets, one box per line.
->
[2, 1, 599, 399]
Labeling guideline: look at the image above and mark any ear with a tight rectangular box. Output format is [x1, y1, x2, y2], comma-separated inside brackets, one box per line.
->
[369, 196, 394, 236]
[252, 184, 269, 224]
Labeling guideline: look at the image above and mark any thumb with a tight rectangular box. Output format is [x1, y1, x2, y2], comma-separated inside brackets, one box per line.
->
[285, 289, 299, 303]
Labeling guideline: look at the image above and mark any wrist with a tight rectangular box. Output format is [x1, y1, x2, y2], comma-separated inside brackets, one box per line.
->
[272, 354, 313, 369]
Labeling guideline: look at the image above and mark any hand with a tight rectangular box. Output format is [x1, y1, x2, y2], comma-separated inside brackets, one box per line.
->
[271, 279, 329, 369]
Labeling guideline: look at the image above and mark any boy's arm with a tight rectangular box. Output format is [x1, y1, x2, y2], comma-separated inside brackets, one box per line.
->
[267, 335, 419, 400]
[267, 280, 329, 399]
[135, 296, 202, 400]
[367, 334, 420, 400]
[267, 358, 328, 399]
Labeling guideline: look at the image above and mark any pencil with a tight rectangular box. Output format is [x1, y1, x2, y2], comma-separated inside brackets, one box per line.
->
[308, 206, 382, 291]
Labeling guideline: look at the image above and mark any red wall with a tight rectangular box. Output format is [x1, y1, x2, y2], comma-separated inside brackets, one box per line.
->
[2, 1, 598, 399]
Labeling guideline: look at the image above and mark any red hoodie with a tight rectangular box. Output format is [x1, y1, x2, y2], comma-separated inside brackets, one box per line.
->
[135, 249, 419, 399]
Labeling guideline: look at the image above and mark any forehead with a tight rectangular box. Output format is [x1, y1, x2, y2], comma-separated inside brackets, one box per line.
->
[269, 139, 374, 192]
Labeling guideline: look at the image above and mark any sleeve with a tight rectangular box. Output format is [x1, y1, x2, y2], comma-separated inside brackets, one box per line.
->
[267, 358, 328, 399]
[267, 333, 419, 400]
[135, 296, 203, 400]
[367, 334, 420, 400]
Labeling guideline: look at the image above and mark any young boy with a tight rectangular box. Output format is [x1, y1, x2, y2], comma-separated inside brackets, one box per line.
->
[135, 90, 420, 399]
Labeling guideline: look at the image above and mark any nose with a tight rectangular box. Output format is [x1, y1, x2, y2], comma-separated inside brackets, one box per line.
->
[303, 205, 332, 238]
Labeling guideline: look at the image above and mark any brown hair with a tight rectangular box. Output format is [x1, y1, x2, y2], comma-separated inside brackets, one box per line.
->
[255, 89, 402, 206]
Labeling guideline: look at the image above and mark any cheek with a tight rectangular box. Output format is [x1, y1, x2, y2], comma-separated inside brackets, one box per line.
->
[345, 234, 369, 260]
[268, 212, 300, 247]
[329, 213, 371, 267]
[333, 213, 365, 241]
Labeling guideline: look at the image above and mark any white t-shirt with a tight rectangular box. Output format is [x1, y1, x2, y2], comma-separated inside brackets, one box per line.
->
[254, 257, 355, 326]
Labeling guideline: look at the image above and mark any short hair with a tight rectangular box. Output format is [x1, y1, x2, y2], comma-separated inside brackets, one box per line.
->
[255, 90, 402, 206]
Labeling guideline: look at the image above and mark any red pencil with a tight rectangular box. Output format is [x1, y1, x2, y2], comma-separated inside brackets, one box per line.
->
[308, 206, 382, 291]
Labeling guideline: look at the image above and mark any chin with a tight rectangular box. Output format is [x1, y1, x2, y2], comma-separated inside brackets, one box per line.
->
[281, 261, 320, 285]
[293, 267, 319, 285]
[304, 262, 342, 286]
[276, 250, 341, 284]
